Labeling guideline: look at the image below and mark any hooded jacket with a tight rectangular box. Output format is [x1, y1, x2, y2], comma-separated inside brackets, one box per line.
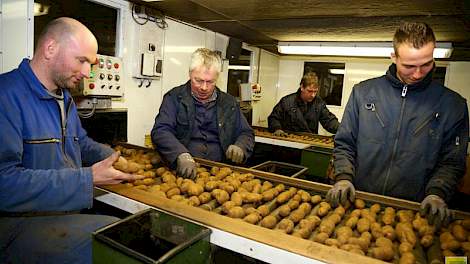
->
[334, 64, 468, 202]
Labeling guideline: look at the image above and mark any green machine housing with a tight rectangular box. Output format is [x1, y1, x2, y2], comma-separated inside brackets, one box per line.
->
[93, 208, 212, 264]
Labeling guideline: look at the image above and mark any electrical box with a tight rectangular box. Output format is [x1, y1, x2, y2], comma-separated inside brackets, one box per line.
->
[134, 22, 163, 79]
[240, 83, 262, 101]
[80, 55, 124, 97]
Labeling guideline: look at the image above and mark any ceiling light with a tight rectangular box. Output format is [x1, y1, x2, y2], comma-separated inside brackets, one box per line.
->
[278, 42, 453, 58]
[34, 3, 50, 16]
[329, 69, 345, 75]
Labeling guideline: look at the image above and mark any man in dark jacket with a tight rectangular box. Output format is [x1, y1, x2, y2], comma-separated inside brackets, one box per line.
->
[268, 72, 339, 136]
[327, 22, 469, 229]
[0, 18, 141, 263]
[151, 48, 254, 179]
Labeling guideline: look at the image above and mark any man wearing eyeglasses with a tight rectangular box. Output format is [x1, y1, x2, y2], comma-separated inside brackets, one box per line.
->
[151, 48, 254, 179]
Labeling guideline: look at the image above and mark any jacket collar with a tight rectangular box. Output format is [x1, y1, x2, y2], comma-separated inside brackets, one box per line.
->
[385, 63, 434, 91]
[18, 58, 55, 100]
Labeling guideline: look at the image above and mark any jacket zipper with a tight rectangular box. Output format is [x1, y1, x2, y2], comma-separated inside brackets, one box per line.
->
[25, 138, 60, 144]
[382, 85, 407, 195]
[414, 112, 439, 136]
[62, 97, 75, 168]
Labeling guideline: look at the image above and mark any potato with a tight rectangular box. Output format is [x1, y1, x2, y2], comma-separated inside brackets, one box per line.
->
[243, 212, 262, 224]
[222, 201, 237, 214]
[399, 252, 415, 264]
[288, 209, 306, 223]
[166, 187, 181, 198]
[287, 200, 300, 210]
[325, 238, 340, 247]
[420, 234, 433, 248]
[278, 205, 291, 217]
[313, 232, 329, 244]
[370, 246, 394, 261]
[370, 203, 381, 214]
[298, 190, 311, 202]
[210, 166, 220, 175]
[333, 206, 345, 217]
[257, 205, 270, 217]
[198, 192, 212, 204]
[187, 183, 204, 196]
[382, 225, 396, 241]
[162, 171, 176, 183]
[452, 224, 468, 242]
[336, 226, 353, 244]
[260, 215, 277, 229]
[188, 196, 201, 207]
[397, 210, 414, 223]
[277, 219, 295, 234]
[311, 195, 322, 204]
[212, 189, 230, 204]
[396, 222, 417, 246]
[292, 228, 311, 239]
[261, 181, 273, 192]
[227, 206, 245, 218]
[205, 181, 220, 191]
[113, 156, 128, 172]
[357, 218, 370, 233]
[354, 199, 365, 209]
[345, 216, 359, 229]
[230, 192, 243, 206]
[399, 242, 413, 254]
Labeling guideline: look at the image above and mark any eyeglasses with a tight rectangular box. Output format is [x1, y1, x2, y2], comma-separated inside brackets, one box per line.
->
[193, 78, 216, 87]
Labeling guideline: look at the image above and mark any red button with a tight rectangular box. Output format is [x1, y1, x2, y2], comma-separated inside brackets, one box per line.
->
[89, 83, 95, 89]
[114, 63, 119, 69]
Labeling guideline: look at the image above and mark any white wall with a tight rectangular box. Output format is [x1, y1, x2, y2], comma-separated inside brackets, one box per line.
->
[446, 62, 470, 118]
[0, 0, 32, 73]
[252, 50, 279, 127]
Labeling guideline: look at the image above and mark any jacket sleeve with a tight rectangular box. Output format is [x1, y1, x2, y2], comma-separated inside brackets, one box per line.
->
[0, 110, 93, 212]
[318, 100, 340, 134]
[333, 87, 359, 183]
[268, 99, 285, 132]
[151, 92, 189, 165]
[233, 107, 255, 160]
[425, 101, 469, 202]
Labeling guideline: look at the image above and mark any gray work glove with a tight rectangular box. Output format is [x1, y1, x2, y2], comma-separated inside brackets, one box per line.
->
[176, 153, 197, 180]
[420, 194, 453, 230]
[273, 129, 288, 137]
[326, 180, 356, 208]
[225, 145, 244, 164]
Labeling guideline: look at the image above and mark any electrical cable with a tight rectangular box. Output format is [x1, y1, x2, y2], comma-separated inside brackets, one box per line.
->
[78, 98, 98, 119]
[131, 3, 168, 29]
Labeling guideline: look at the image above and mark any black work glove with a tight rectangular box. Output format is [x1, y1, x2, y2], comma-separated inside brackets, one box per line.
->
[420, 194, 453, 230]
[226, 145, 244, 164]
[273, 129, 288, 137]
[326, 180, 356, 207]
[176, 153, 197, 180]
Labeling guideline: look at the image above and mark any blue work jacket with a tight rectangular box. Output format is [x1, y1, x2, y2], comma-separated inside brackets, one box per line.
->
[0, 59, 113, 212]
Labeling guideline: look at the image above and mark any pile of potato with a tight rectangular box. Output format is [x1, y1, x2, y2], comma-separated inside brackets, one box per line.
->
[112, 146, 470, 263]
[253, 129, 334, 146]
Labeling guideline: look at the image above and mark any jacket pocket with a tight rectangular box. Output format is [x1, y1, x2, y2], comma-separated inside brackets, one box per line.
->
[23, 138, 61, 169]
[414, 112, 439, 137]
[175, 106, 190, 139]
[365, 103, 385, 127]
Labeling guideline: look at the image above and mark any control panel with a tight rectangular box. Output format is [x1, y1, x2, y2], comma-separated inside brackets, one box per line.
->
[240, 83, 262, 101]
[81, 55, 124, 97]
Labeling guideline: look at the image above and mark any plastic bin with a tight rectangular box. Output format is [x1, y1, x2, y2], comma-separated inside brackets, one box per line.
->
[93, 208, 211, 264]
[250, 161, 308, 178]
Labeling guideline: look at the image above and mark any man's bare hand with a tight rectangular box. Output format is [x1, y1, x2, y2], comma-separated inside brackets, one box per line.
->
[92, 151, 144, 186]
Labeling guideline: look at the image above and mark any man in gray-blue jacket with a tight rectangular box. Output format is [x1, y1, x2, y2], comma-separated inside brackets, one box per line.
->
[151, 48, 254, 179]
[0, 18, 141, 263]
[327, 22, 468, 229]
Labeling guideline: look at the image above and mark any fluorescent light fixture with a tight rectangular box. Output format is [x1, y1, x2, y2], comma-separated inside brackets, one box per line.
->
[228, 65, 251, 70]
[278, 42, 453, 58]
[329, 69, 345, 75]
